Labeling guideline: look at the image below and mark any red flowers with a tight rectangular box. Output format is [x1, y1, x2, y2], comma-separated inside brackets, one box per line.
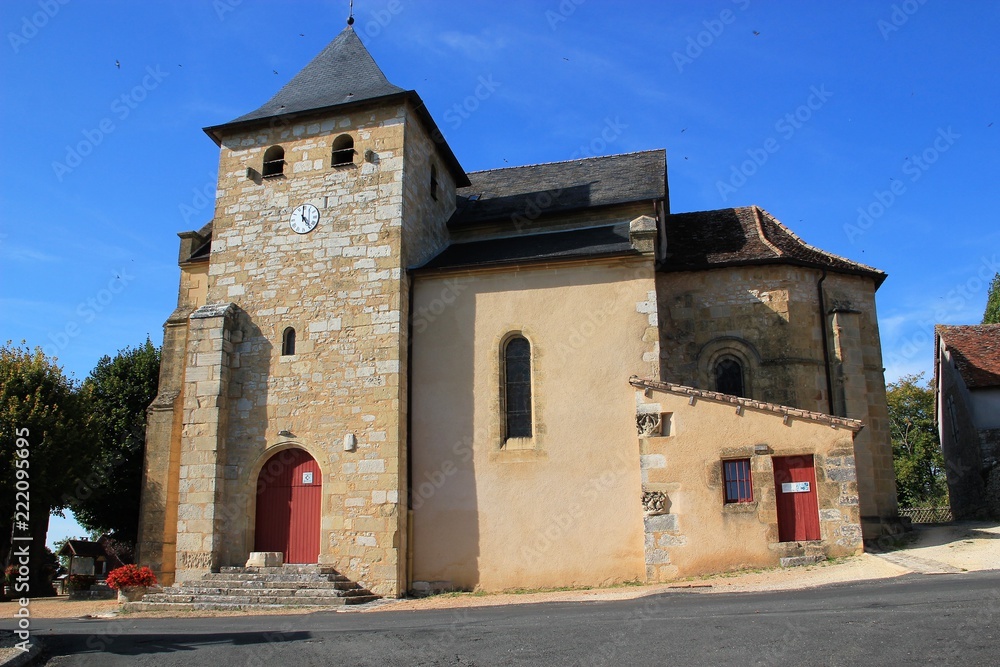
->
[105, 565, 157, 590]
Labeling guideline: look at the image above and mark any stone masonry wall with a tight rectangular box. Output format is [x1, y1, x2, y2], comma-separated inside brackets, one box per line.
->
[655, 266, 897, 533]
[182, 100, 450, 597]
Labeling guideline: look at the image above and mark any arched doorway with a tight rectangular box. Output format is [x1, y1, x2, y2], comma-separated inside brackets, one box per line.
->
[254, 448, 321, 564]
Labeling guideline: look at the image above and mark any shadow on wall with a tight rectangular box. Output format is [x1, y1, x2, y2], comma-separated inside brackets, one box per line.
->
[409, 280, 480, 593]
[218, 311, 272, 567]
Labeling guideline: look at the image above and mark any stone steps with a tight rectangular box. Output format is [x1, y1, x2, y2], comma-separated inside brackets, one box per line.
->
[126, 564, 379, 612]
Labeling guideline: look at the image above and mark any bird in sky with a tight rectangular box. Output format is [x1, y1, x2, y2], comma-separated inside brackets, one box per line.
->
[115, 59, 120, 69]
[753, 30, 760, 36]
[273, 70, 279, 75]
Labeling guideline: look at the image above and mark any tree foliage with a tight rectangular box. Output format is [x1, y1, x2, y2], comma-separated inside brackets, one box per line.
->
[0, 342, 91, 595]
[887, 373, 948, 507]
[984, 272, 1000, 325]
[69, 339, 160, 544]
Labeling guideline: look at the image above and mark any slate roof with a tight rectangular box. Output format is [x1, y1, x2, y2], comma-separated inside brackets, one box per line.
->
[450, 151, 667, 227]
[936, 324, 1000, 389]
[202, 26, 469, 185]
[223, 26, 404, 127]
[420, 222, 638, 271]
[663, 206, 887, 286]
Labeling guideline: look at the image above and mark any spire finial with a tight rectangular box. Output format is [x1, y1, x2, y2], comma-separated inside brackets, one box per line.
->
[347, 0, 355, 26]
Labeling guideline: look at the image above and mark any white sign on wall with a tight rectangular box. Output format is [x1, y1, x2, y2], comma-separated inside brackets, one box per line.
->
[302, 472, 314, 484]
[781, 482, 810, 493]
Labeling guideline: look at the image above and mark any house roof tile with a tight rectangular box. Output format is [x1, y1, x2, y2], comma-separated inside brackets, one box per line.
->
[629, 376, 864, 431]
[663, 206, 887, 286]
[935, 324, 1000, 389]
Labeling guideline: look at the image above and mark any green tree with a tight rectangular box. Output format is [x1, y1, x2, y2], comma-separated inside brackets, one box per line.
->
[984, 272, 1000, 324]
[887, 373, 948, 507]
[0, 342, 91, 596]
[68, 339, 160, 545]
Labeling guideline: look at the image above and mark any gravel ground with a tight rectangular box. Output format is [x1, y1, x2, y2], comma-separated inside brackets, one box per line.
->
[11, 521, 998, 619]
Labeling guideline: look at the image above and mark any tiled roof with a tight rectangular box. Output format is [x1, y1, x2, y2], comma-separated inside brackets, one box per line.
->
[419, 222, 638, 271]
[450, 150, 667, 227]
[629, 377, 864, 431]
[663, 206, 887, 286]
[222, 26, 404, 127]
[936, 324, 1000, 389]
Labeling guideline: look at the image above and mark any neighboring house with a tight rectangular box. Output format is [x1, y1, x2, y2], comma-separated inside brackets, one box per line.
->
[934, 324, 1000, 518]
[138, 26, 900, 597]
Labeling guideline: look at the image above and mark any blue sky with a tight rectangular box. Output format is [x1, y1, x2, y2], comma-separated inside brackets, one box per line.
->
[2, 0, 998, 545]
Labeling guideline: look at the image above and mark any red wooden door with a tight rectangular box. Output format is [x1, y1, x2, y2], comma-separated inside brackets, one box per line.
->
[255, 449, 322, 564]
[772, 455, 821, 542]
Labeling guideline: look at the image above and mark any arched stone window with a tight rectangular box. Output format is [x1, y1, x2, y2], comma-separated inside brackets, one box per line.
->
[331, 134, 355, 166]
[502, 335, 532, 440]
[698, 337, 758, 400]
[714, 357, 746, 398]
[281, 327, 296, 356]
[262, 145, 285, 178]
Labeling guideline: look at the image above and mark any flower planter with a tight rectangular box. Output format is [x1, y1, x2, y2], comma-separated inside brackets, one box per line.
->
[117, 586, 148, 603]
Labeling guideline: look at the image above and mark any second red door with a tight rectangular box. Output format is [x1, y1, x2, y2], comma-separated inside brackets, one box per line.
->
[772, 455, 821, 542]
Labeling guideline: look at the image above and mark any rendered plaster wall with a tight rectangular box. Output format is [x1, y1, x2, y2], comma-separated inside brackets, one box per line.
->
[636, 390, 863, 581]
[410, 258, 658, 592]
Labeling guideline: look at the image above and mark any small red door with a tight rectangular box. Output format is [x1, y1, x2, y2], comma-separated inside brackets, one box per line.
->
[772, 455, 821, 542]
[255, 449, 322, 564]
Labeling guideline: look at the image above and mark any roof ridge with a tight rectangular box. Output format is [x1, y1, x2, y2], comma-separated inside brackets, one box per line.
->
[464, 149, 664, 176]
[756, 207, 885, 276]
[629, 376, 865, 431]
[751, 205, 785, 258]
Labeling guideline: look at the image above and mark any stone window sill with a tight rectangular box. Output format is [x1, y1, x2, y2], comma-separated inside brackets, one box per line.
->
[722, 501, 758, 514]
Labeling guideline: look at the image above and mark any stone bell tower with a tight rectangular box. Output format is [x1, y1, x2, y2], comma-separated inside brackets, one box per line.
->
[138, 24, 469, 597]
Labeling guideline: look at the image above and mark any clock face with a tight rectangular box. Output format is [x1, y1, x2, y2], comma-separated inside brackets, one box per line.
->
[290, 203, 320, 234]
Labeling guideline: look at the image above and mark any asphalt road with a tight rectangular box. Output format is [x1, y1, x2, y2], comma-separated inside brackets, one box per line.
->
[10, 571, 1000, 666]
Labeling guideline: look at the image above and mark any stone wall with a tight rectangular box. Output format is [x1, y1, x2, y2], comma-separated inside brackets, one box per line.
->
[655, 266, 897, 534]
[149, 98, 458, 597]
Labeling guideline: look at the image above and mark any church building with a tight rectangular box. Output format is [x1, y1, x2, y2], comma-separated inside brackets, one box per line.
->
[139, 25, 900, 598]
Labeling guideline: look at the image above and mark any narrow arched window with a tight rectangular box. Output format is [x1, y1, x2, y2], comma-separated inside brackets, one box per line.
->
[331, 134, 355, 166]
[281, 327, 296, 356]
[262, 145, 285, 178]
[503, 336, 532, 439]
[715, 357, 745, 398]
[430, 163, 439, 201]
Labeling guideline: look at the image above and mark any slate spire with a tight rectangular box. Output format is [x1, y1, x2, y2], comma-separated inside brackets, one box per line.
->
[223, 25, 405, 126]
